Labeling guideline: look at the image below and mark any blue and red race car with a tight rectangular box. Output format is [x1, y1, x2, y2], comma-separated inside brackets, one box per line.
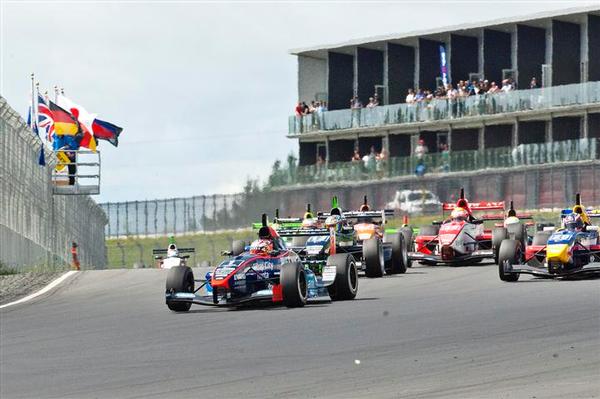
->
[165, 214, 358, 312]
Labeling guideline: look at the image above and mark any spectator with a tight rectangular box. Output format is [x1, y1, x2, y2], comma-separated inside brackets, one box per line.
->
[366, 97, 377, 108]
[415, 88, 425, 102]
[321, 101, 328, 112]
[414, 139, 428, 159]
[501, 79, 513, 93]
[488, 82, 499, 93]
[529, 77, 538, 89]
[294, 102, 303, 116]
[415, 159, 426, 177]
[440, 143, 450, 173]
[302, 101, 309, 115]
[350, 95, 362, 109]
[373, 93, 380, 106]
[351, 149, 361, 162]
[406, 88, 415, 104]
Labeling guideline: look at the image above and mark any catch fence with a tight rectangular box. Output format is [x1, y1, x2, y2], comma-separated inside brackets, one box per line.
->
[0, 96, 108, 270]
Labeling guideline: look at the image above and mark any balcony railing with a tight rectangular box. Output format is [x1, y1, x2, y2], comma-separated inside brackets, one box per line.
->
[288, 81, 600, 135]
[268, 138, 598, 187]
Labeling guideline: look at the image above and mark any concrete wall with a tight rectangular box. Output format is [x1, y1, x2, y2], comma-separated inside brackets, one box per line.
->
[0, 97, 107, 270]
[298, 55, 327, 103]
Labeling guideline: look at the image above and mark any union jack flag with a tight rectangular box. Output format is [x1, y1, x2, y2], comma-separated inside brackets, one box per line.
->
[37, 95, 54, 141]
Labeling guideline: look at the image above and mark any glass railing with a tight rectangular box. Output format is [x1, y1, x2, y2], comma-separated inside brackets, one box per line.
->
[268, 138, 598, 187]
[288, 81, 600, 135]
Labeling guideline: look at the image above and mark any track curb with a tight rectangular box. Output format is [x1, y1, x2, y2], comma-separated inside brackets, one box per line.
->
[0, 271, 78, 309]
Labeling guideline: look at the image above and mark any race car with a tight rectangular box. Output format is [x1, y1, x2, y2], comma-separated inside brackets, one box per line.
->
[498, 194, 600, 281]
[277, 196, 410, 278]
[164, 214, 358, 312]
[490, 201, 534, 263]
[153, 238, 195, 269]
[408, 188, 504, 265]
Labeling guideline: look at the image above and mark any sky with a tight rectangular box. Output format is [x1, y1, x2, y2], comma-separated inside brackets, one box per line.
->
[1, 0, 597, 203]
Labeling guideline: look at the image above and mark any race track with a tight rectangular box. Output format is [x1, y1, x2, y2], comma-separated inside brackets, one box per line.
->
[1, 265, 599, 399]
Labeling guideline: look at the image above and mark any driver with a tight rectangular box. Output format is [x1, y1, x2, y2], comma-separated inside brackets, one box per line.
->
[249, 239, 273, 255]
[563, 213, 584, 232]
[450, 207, 469, 222]
[166, 243, 179, 257]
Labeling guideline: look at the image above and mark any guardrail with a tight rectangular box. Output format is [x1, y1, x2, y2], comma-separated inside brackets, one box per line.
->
[289, 81, 600, 135]
[269, 138, 598, 186]
[52, 150, 101, 195]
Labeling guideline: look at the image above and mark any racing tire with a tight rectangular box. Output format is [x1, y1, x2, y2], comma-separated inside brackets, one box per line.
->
[509, 223, 527, 252]
[327, 253, 358, 301]
[399, 227, 414, 267]
[532, 231, 552, 246]
[231, 240, 246, 256]
[165, 266, 194, 312]
[364, 238, 384, 278]
[498, 239, 521, 282]
[280, 262, 307, 308]
[419, 225, 439, 237]
[492, 227, 508, 264]
[390, 233, 409, 274]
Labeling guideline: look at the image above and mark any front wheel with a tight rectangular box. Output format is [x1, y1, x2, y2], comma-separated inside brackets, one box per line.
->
[280, 262, 307, 308]
[492, 227, 508, 264]
[165, 266, 194, 312]
[327, 253, 358, 301]
[498, 239, 521, 282]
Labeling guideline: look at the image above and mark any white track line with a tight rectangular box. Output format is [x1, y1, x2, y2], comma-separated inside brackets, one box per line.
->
[0, 271, 78, 309]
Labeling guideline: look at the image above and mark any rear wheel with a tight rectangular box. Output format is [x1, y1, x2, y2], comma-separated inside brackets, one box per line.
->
[492, 227, 508, 264]
[231, 240, 246, 256]
[390, 233, 408, 274]
[327, 254, 358, 301]
[399, 227, 414, 267]
[364, 238, 384, 278]
[165, 266, 194, 312]
[498, 239, 521, 282]
[281, 262, 307, 307]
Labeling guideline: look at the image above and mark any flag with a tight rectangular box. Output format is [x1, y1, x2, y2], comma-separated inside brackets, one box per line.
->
[48, 100, 80, 136]
[38, 146, 46, 166]
[439, 45, 449, 86]
[57, 95, 97, 152]
[27, 106, 32, 127]
[38, 95, 55, 141]
[92, 119, 122, 147]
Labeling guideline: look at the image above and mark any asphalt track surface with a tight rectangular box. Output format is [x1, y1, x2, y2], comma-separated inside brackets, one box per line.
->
[1, 264, 599, 399]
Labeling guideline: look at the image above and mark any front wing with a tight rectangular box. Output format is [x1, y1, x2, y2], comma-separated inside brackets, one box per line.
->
[502, 262, 600, 278]
[408, 249, 494, 265]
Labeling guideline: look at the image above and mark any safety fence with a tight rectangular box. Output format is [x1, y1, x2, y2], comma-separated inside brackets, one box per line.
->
[289, 81, 600, 134]
[269, 138, 598, 187]
[0, 97, 108, 270]
[100, 194, 250, 238]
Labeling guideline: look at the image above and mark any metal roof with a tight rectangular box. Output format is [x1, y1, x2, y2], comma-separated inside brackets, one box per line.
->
[290, 5, 600, 58]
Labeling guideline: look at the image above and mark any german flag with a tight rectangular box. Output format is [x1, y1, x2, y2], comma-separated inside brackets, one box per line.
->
[48, 100, 80, 136]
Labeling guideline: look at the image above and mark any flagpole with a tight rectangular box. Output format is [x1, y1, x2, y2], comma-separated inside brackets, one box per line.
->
[54, 86, 58, 102]
[30, 73, 35, 133]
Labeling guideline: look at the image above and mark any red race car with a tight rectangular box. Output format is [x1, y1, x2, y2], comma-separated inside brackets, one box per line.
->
[408, 189, 505, 266]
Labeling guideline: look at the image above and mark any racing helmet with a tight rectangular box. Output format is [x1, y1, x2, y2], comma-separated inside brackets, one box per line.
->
[564, 213, 584, 232]
[450, 207, 468, 221]
[325, 214, 343, 232]
[504, 216, 520, 228]
[167, 244, 179, 257]
[249, 239, 273, 255]
[302, 217, 317, 228]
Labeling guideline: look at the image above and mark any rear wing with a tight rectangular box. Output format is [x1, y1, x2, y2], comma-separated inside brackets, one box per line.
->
[277, 228, 329, 237]
[480, 213, 533, 221]
[318, 209, 394, 221]
[442, 201, 505, 211]
[561, 208, 600, 218]
[153, 247, 195, 255]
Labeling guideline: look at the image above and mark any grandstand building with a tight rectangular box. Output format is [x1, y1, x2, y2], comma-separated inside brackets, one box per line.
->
[280, 6, 600, 208]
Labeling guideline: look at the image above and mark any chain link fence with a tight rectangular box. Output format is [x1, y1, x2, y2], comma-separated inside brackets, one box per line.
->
[0, 96, 108, 270]
[100, 194, 250, 238]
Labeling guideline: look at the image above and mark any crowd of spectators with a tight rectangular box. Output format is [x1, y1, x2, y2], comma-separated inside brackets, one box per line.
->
[405, 77, 523, 105]
[295, 100, 328, 116]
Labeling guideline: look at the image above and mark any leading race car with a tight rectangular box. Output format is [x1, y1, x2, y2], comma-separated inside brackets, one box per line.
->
[408, 188, 504, 265]
[153, 238, 195, 269]
[498, 194, 600, 281]
[164, 214, 358, 312]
